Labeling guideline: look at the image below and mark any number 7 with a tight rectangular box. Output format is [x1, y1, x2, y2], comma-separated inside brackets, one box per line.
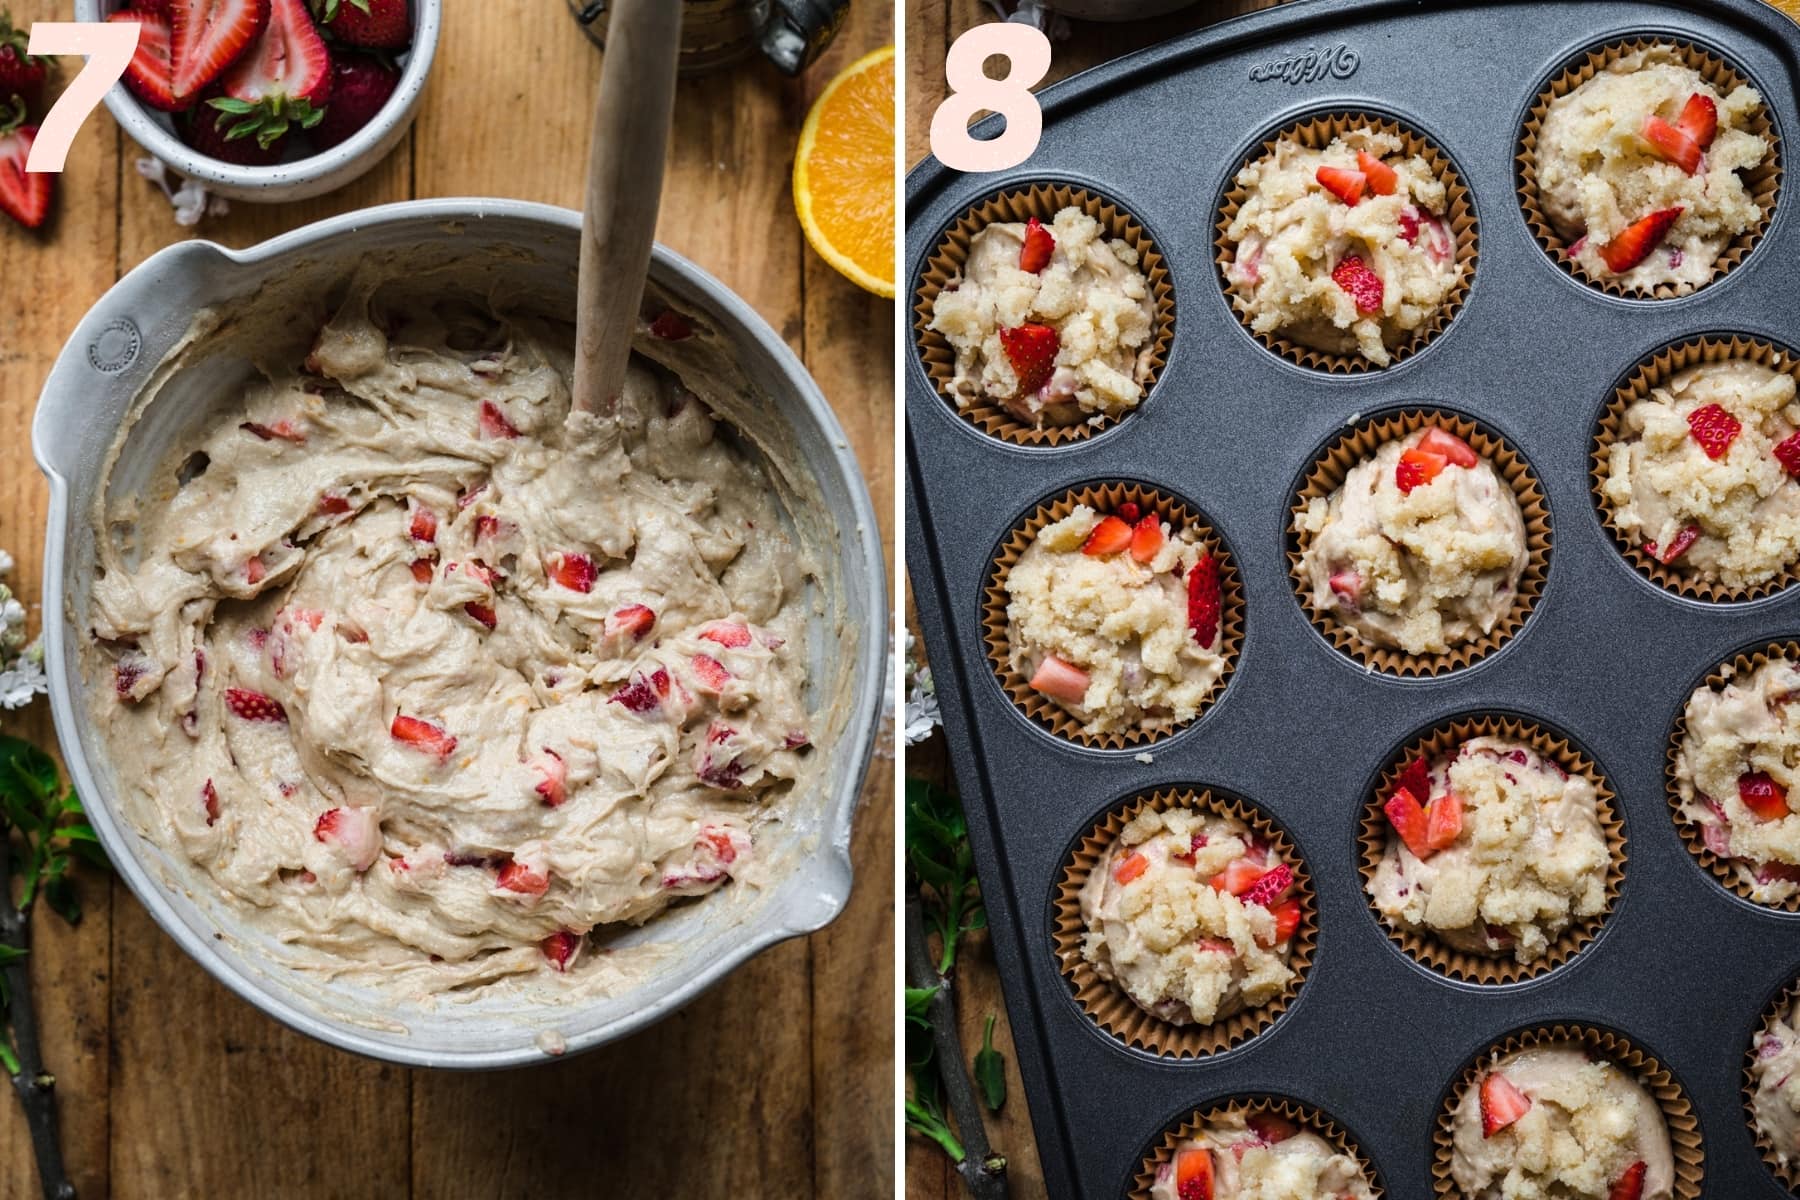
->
[23, 21, 140, 175]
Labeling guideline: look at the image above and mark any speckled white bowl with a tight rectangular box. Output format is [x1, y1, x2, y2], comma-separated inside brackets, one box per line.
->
[72, 0, 440, 202]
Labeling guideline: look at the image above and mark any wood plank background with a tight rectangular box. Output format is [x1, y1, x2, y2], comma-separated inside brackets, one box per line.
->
[0, 3, 894, 1198]
[902, 0, 1800, 1196]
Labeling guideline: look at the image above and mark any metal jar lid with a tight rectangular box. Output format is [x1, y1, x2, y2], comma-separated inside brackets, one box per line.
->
[568, 0, 850, 76]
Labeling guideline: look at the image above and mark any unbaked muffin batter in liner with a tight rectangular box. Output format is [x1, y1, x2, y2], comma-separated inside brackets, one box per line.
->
[1132, 1095, 1381, 1199]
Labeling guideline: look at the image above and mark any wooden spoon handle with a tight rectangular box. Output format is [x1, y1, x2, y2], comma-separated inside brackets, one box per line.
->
[570, 0, 683, 417]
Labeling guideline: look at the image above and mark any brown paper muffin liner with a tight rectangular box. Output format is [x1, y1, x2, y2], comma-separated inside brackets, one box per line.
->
[1518, 36, 1782, 299]
[985, 483, 1243, 749]
[1746, 976, 1800, 1192]
[1214, 111, 1477, 374]
[1666, 639, 1800, 912]
[1358, 715, 1624, 984]
[1053, 786, 1315, 1060]
[1592, 335, 1800, 602]
[1288, 409, 1550, 676]
[1132, 1095, 1380, 1198]
[913, 182, 1176, 446]
[1432, 1025, 1704, 1199]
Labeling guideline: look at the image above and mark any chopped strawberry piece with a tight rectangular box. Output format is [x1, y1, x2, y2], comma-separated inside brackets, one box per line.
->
[700, 825, 741, 865]
[390, 713, 457, 760]
[1081, 515, 1132, 556]
[698, 621, 753, 648]
[1384, 788, 1434, 859]
[317, 492, 351, 516]
[1264, 898, 1302, 946]
[1129, 515, 1164, 563]
[1608, 1160, 1647, 1200]
[224, 687, 285, 722]
[284, 608, 323, 632]
[312, 806, 380, 871]
[1209, 858, 1264, 896]
[1116, 501, 1141, 523]
[1315, 165, 1366, 206]
[478, 400, 519, 440]
[1642, 115, 1701, 174]
[1328, 569, 1361, 609]
[1418, 426, 1479, 468]
[1757, 861, 1800, 885]
[1186, 555, 1221, 649]
[1399, 205, 1421, 244]
[1330, 254, 1384, 314]
[409, 558, 435, 584]
[1196, 936, 1234, 954]
[1599, 207, 1684, 273]
[1396, 447, 1448, 494]
[1740, 772, 1790, 821]
[1018, 215, 1055, 273]
[1028, 655, 1089, 704]
[244, 555, 267, 584]
[533, 749, 566, 807]
[1241, 862, 1292, 907]
[1396, 757, 1432, 805]
[546, 552, 596, 593]
[1480, 1072, 1532, 1137]
[606, 604, 656, 641]
[408, 505, 438, 542]
[463, 601, 498, 630]
[540, 930, 582, 972]
[1677, 93, 1717, 147]
[691, 653, 731, 692]
[1355, 149, 1398, 195]
[240, 418, 306, 443]
[496, 860, 549, 896]
[1175, 1148, 1214, 1200]
[998, 323, 1059, 396]
[1686, 403, 1741, 459]
[610, 672, 662, 714]
[1246, 1113, 1299, 1144]
[202, 779, 220, 825]
[648, 309, 694, 340]
[1112, 851, 1149, 885]
[1653, 523, 1701, 565]
[1774, 433, 1800, 477]
[1426, 791, 1464, 850]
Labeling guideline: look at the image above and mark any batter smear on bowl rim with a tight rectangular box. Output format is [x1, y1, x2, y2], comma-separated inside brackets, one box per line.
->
[1148, 1109, 1376, 1200]
[84, 273, 816, 995]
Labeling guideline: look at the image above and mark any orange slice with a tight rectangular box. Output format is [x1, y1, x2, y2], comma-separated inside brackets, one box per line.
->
[793, 45, 895, 298]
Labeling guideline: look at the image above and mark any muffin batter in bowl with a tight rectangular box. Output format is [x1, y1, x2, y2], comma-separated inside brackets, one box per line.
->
[1602, 359, 1800, 590]
[1750, 995, 1800, 1168]
[1451, 1046, 1674, 1200]
[929, 205, 1155, 428]
[84, 270, 817, 997]
[1149, 1110, 1376, 1200]
[1298, 425, 1527, 657]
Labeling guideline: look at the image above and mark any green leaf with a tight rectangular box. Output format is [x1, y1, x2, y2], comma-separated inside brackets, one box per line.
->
[55, 824, 99, 845]
[206, 97, 257, 115]
[226, 116, 262, 141]
[0, 1039, 18, 1078]
[0, 946, 27, 967]
[973, 1013, 1006, 1112]
[904, 986, 938, 1029]
[904, 1098, 965, 1164]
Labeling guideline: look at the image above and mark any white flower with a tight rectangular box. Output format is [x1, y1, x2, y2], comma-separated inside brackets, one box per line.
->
[0, 548, 13, 575]
[0, 651, 45, 710]
[135, 157, 229, 226]
[903, 629, 942, 746]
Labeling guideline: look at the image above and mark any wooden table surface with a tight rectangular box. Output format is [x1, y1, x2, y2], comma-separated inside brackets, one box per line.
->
[903, 1, 1799, 1196]
[0, 3, 894, 1198]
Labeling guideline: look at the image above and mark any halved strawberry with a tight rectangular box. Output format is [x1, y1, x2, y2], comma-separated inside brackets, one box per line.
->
[1396, 447, 1448, 495]
[1608, 1160, 1647, 1200]
[1775, 432, 1800, 477]
[546, 551, 596, 593]
[1112, 851, 1149, 885]
[1384, 788, 1433, 859]
[540, 929, 582, 972]
[112, 9, 186, 111]
[1677, 93, 1717, 147]
[495, 859, 549, 897]
[1641, 115, 1701, 174]
[1599, 207, 1684, 273]
[1018, 215, 1054, 273]
[1081, 515, 1132, 556]
[1686, 403, 1741, 459]
[171, 0, 269, 104]
[1246, 1113, 1299, 1144]
[1174, 1147, 1214, 1200]
[1029, 655, 1088, 704]
[998, 323, 1058, 396]
[1209, 858, 1264, 896]
[1355, 149, 1397, 196]
[478, 399, 518, 439]
[1740, 772, 1790, 821]
[390, 713, 456, 760]
[1480, 1072, 1532, 1136]
[1128, 515, 1164, 563]
[1187, 555, 1220, 648]
[224, 687, 285, 722]
[532, 749, 566, 807]
[1418, 426, 1478, 468]
[210, 0, 330, 153]
[606, 604, 656, 641]
[1241, 862, 1292, 908]
[1426, 791, 1463, 850]
[698, 621, 753, 648]
[1330, 254, 1383, 315]
[1315, 165, 1365, 206]
[0, 110, 49, 230]
[310, 0, 409, 49]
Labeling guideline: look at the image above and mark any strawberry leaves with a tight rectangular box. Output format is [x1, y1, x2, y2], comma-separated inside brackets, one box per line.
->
[205, 92, 324, 150]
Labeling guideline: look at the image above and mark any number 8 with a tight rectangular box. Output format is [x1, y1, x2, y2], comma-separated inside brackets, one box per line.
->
[929, 23, 1051, 173]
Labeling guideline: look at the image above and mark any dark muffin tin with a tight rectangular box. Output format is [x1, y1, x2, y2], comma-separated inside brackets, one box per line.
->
[904, 0, 1800, 1195]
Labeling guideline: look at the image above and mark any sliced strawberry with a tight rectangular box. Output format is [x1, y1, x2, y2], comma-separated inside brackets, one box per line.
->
[1480, 1072, 1532, 1137]
[0, 115, 50, 230]
[1186, 555, 1220, 648]
[1384, 788, 1433, 859]
[112, 10, 186, 111]
[1209, 858, 1264, 896]
[1081, 515, 1132, 556]
[202, 779, 220, 825]
[1740, 772, 1790, 821]
[224, 687, 285, 722]
[478, 399, 519, 439]
[1641, 115, 1701, 174]
[170, 0, 269, 104]
[1315, 165, 1366, 206]
[1241, 862, 1292, 908]
[1028, 655, 1089, 704]
[998, 323, 1058, 396]
[540, 929, 581, 972]
[546, 551, 596, 593]
[1418, 426, 1478, 468]
[1426, 791, 1464, 850]
[1677, 93, 1717, 147]
[1263, 897, 1302, 946]
[648, 309, 694, 340]
[495, 859, 548, 897]
[698, 621, 753, 648]
[1175, 1148, 1214, 1200]
[1686, 403, 1741, 459]
[1608, 1160, 1647, 1200]
[1396, 757, 1432, 805]
[1330, 254, 1383, 314]
[1355, 149, 1398, 196]
[1128, 515, 1164, 563]
[463, 601, 497, 630]
[312, 806, 379, 871]
[390, 713, 456, 759]
[1246, 1113, 1299, 1144]
[218, 0, 330, 117]
[690, 653, 731, 692]
[532, 749, 566, 807]
[1396, 447, 1448, 495]
[1774, 432, 1800, 477]
[310, 0, 409, 49]
[1599, 207, 1684, 273]
[1018, 215, 1055, 273]
[1112, 851, 1149, 885]
[606, 604, 656, 641]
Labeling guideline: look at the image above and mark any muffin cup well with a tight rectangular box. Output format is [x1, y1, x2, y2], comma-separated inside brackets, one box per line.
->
[1666, 639, 1800, 912]
[1359, 715, 1624, 984]
[1132, 1095, 1379, 1198]
[1054, 786, 1315, 1060]
[1288, 409, 1550, 677]
[985, 482, 1242, 749]
[1518, 36, 1782, 299]
[1432, 1024, 1704, 1199]
[1593, 334, 1800, 602]
[914, 183, 1176, 446]
[1214, 110, 1477, 374]
[1746, 976, 1800, 1192]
